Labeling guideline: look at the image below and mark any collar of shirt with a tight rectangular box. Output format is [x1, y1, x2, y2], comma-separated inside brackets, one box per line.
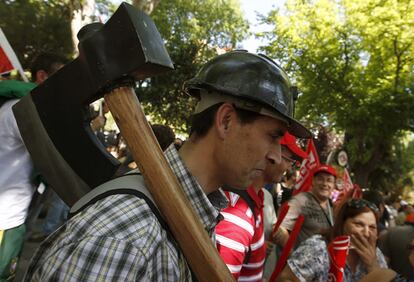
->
[247, 185, 264, 209]
[164, 144, 228, 232]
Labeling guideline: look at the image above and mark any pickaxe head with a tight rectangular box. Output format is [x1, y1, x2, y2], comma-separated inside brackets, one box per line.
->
[13, 2, 174, 205]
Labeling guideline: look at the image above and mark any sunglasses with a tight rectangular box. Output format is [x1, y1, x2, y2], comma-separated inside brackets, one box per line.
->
[347, 199, 379, 213]
[407, 244, 414, 251]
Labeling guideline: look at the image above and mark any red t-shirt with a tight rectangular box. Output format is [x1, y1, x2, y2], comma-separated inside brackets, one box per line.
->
[216, 186, 265, 281]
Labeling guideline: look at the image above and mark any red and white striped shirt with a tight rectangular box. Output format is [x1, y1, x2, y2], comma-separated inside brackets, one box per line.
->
[216, 186, 265, 281]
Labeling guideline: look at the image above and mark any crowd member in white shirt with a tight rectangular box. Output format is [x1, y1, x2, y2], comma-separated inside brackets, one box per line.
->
[0, 53, 64, 281]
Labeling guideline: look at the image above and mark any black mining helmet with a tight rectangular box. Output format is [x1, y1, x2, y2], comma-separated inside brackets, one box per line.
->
[183, 50, 311, 139]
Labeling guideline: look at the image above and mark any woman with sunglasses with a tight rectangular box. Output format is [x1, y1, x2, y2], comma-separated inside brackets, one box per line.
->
[277, 198, 388, 281]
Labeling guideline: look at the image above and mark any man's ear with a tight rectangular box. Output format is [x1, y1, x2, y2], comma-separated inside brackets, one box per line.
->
[214, 103, 237, 139]
[35, 70, 48, 84]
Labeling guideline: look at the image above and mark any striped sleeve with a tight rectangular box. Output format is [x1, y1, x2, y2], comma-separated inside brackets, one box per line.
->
[216, 204, 255, 279]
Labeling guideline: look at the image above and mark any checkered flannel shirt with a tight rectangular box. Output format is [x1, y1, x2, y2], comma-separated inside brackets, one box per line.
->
[25, 144, 227, 281]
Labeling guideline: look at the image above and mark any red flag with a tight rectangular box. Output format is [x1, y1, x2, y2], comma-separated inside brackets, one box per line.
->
[270, 214, 305, 282]
[0, 46, 13, 75]
[351, 184, 362, 199]
[327, 235, 351, 282]
[0, 28, 28, 81]
[342, 168, 353, 193]
[270, 203, 289, 240]
[333, 168, 354, 203]
[293, 139, 320, 196]
[335, 183, 363, 208]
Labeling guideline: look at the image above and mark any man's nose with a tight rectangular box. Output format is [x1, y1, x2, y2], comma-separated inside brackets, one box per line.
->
[268, 142, 282, 165]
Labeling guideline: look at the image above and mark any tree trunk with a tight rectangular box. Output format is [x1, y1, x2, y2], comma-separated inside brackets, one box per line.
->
[353, 166, 370, 188]
[132, 0, 161, 14]
[70, 0, 96, 55]
[346, 132, 386, 189]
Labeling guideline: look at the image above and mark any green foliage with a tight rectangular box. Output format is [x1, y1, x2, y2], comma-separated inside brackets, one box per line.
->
[137, 0, 249, 133]
[259, 0, 414, 188]
[0, 0, 73, 67]
[369, 135, 414, 194]
[1, 0, 248, 134]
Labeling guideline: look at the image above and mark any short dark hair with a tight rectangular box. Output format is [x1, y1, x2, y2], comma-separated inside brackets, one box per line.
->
[30, 52, 66, 82]
[189, 103, 261, 138]
[151, 124, 175, 151]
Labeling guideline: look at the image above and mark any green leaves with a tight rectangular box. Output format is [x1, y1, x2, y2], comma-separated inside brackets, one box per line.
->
[137, 0, 249, 134]
[259, 0, 414, 189]
[1, 0, 248, 134]
[0, 0, 72, 68]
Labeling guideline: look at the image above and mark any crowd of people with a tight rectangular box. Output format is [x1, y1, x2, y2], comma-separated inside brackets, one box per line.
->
[0, 49, 413, 282]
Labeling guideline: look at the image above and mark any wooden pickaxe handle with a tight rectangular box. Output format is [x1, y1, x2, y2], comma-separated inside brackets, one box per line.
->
[105, 86, 234, 281]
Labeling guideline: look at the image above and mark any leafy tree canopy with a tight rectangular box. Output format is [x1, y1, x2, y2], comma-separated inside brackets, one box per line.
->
[0, 0, 73, 67]
[258, 0, 414, 188]
[1, 0, 248, 135]
[137, 0, 249, 133]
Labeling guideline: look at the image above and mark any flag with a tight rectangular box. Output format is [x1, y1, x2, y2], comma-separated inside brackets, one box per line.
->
[292, 139, 320, 196]
[351, 184, 362, 199]
[0, 28, 28, 81]
[271, 203, 289, 240]
[270, 214, 305, 282]
[327, 235, 351, 282]
[0, 47, 13, 75]
[332, 168, 354, 203]
[342, 168, 353, 193]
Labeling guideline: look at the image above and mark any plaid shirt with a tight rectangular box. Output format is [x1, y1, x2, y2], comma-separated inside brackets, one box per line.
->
[25, 144, 227, 281]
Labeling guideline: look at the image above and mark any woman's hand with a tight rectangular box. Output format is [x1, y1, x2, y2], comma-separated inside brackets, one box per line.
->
[351, 232, 380, 272]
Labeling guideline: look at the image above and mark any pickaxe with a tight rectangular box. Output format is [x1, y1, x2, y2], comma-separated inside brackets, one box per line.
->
[13, 3, 233, 281]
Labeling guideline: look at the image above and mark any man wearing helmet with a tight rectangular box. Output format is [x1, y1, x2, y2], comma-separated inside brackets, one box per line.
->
[26, 51, 311, 280]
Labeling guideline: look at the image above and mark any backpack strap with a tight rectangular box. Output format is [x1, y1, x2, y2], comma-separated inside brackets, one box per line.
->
[69, 173, 198, 281]
[70, 173, 157, 216]
[69, 173, 171, 234]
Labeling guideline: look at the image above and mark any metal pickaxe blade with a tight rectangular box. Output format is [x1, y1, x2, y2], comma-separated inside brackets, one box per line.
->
[13, 2, 174, 205]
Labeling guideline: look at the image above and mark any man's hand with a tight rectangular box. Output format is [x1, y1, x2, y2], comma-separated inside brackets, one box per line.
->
[272, 226, 289, 248]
